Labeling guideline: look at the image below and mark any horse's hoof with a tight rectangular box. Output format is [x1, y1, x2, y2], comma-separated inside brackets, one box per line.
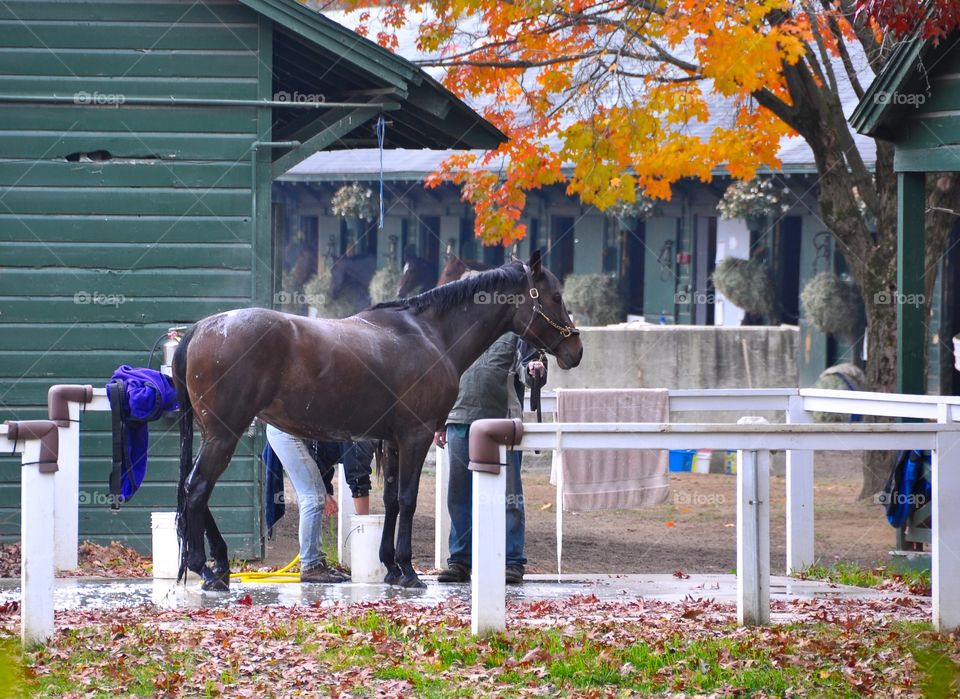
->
[384, 569, 402, 585]
[201, 568, 230, 591]
[400, 574, 426, 589]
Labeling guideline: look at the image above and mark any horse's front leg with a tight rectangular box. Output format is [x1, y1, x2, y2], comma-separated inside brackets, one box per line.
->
[395, 436, 432, 589]
[379, 444, 403, 584]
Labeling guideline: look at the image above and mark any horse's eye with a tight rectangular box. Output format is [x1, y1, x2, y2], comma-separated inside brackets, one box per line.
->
[553, 293, 562, 303]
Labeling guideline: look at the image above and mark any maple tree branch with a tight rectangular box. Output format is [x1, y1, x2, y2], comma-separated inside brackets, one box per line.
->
[825, 12, 867, 100]
[835, 0, 885, 73]
[418, 51, 603, 69]
[800, 0, 840, 97]
[752, 88, 800, 132]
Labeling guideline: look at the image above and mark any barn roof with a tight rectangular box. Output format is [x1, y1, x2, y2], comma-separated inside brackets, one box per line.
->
[237, 0, 505, 156]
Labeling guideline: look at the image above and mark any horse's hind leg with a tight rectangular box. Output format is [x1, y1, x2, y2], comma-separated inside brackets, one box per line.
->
[183, 437, 236, 591]
[205, 507, 229, 585]
[379, 444, 402, 584]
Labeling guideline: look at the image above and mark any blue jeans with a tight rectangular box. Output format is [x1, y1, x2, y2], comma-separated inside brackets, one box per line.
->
[341, 441, 374, 498]
[446, 424, 526, 568]
[265, 425, 328, 570]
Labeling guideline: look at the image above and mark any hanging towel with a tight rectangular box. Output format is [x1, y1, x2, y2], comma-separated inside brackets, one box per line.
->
[106, 365, 179, 503]
[552, 388, 671, 511]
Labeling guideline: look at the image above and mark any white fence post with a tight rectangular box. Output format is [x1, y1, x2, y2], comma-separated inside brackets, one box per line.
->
[54, 400, 80, 571]
[471, 445, 506, 636]
[933, 428, 960, 631]
[434, 443, 451, 570]
[20, 437, 56, 646]
[785, 395, 814, 574]
[736, 417, 770, 626]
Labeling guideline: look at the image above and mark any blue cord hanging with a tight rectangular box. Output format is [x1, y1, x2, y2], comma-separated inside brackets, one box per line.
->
[375, 114, 385, 229]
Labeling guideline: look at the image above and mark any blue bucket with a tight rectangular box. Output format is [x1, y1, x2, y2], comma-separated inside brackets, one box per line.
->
[668, 449, 696, 472]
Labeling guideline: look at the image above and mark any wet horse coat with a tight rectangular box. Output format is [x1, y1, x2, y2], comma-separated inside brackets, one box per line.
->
[173, 253, 582, 590]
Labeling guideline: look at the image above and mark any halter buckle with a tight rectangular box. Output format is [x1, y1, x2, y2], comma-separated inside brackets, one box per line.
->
[529, 288, 539, 300]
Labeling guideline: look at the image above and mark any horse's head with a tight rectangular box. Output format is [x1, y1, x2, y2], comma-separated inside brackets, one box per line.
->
[513, 250, 583, 370]
[396, 260, 419, 297]
[396, 256, 437, 297]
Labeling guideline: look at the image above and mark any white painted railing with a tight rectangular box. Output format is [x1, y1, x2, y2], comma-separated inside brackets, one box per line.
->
[1, 421, 60, 645]
[434, 388, 960, 580]
[39, 384, 960, 639]
[469, 419, 960, 635]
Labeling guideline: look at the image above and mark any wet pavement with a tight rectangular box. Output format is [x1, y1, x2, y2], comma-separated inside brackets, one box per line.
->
[0, 573, 908, 612]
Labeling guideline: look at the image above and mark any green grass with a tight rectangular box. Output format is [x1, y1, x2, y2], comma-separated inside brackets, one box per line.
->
[6, 604, 958, 697]
[798, 561, 931, 593]
[0, 637, 29, 699]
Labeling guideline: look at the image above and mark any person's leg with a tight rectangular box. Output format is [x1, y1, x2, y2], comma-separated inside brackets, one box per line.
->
[440, 424, 472, 580]
[266, 425, 325, 571]
[342, 441, 373, 515]
[505, 449, 526, 581]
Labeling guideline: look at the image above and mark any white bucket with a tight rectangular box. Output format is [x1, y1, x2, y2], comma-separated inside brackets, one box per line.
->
[151, 511, 180, 579]
[693, 449, 712, 474]
[349, 514, 387, 583]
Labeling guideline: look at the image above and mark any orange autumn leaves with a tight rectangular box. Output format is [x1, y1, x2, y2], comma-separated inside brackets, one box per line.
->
[337, 0, 861, 245]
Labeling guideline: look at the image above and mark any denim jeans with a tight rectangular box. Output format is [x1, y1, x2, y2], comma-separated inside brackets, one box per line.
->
[446, 423, 526, 568]
[340, 441, 374, 499]
[265, 425, 328, 570]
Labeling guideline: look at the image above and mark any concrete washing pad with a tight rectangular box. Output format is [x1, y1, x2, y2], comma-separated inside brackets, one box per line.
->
[0, 574, 911, 619]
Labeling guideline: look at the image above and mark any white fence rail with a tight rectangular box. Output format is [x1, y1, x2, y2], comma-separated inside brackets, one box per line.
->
[434, 388, 960, 578]
[469, 419, 960, 635]
[28, 384, 960, 641]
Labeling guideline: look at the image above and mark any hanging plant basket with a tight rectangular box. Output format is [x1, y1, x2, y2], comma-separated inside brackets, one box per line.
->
[717, 178, 790, 221]
[563, 274, 625, 326]
[800, 272, 863, 341]
[369, 266, 401, 305]
[303, 271, 368, 319]
[330, 182, 376, 220]
[812, 363, 866, 423]
[710, 257, 776, 319]
[606, 195, 658, 221]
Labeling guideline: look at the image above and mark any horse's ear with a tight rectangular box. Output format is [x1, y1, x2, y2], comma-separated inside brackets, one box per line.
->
[528, 249, 543, 278]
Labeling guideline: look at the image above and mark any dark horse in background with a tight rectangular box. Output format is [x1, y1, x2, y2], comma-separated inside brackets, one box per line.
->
[397, 254, 491, 296]
[329, 253, 377, 301]
[172, 251, 582, 590]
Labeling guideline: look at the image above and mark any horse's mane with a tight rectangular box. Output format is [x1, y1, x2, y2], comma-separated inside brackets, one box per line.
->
[372, 261, 526, 315]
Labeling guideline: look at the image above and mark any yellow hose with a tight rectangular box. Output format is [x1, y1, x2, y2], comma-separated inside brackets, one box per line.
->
[229, 554, 304, 583]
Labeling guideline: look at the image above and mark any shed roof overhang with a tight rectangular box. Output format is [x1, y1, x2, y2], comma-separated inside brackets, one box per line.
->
[237, 0, 506, 175]
[850, 31, 960, 173]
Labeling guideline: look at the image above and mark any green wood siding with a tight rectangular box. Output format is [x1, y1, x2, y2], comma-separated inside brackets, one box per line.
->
[0, 0, 268, 557]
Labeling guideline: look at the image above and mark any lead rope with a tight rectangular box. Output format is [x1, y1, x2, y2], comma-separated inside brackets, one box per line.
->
[375, 114, 385, 230]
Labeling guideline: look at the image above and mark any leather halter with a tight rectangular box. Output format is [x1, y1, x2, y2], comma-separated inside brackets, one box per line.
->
[522, 264, 580, 353]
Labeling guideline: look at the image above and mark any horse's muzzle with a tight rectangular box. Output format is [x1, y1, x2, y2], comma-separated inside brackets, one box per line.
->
[555, 338, 583, 370]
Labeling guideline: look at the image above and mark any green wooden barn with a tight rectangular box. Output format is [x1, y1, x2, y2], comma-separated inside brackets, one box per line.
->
[0, 0, 503, 557]
[851, 32, 960, 397]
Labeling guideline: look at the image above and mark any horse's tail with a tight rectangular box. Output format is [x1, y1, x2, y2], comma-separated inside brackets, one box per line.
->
[374, 440, 384, 482]
[172, 324, 197, 582]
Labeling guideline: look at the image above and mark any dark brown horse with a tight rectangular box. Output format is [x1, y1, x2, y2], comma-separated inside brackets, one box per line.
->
[329, 253, 377, 300]
[436, 256, 492, 286]
[397, 254, 491, 296]
[395, 253, 437, 297]
[172, 252, 582, 590]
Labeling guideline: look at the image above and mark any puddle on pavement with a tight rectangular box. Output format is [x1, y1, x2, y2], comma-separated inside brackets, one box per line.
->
[0, 578, 627, 612]
[0, 575, 896, 613]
